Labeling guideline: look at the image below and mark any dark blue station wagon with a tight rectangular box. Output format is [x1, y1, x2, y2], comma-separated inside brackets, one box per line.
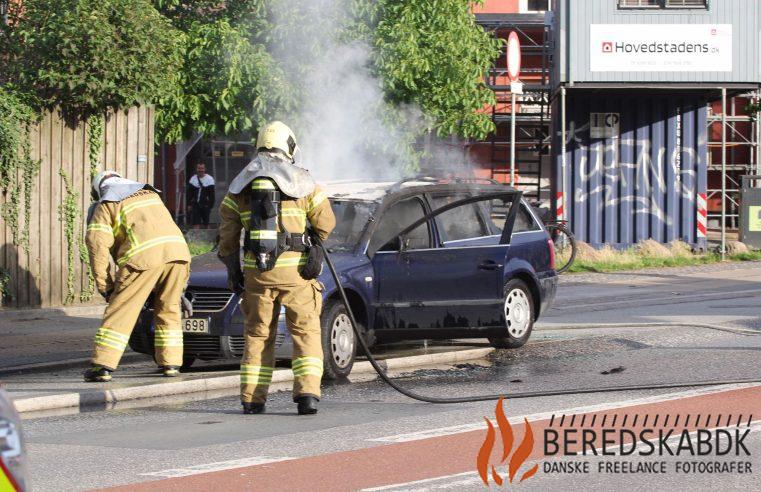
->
[129, 179, 557, 379]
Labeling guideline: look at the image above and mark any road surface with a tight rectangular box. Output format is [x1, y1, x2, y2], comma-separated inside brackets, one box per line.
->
[11, 262, 761, 491]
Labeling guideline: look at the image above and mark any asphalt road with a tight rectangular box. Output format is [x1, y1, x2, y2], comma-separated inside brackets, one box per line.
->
[14, 262, 761, 491]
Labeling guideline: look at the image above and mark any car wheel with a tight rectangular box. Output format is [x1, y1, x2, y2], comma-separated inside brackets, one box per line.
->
[488, 279, 534, 349]
[320, 300, 356, 379]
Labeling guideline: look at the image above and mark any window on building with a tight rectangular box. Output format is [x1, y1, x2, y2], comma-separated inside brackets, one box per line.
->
[664, 0, 708, 8]
[619, 0, 708, 8]
[618, 0, 660, 7]
[526, 0, 550, 12]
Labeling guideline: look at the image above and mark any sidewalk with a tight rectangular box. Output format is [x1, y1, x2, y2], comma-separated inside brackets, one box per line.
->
[0, 304, 108, 371]
[4, 346, 494, 414]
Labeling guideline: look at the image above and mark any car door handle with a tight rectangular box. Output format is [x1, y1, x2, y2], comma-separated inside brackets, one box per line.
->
[478, 261, 503, 271]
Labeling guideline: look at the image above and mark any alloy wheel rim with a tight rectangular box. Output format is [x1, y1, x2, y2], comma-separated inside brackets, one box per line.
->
[331, 313, 355, 368]
[504, 288, 530, 338]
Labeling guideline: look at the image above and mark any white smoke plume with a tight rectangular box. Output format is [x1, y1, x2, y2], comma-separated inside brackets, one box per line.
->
[268, 0, 472, 182]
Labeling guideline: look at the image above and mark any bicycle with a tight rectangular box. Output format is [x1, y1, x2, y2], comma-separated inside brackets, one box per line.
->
[543, 220, 576, 274]
[529, 201, 577, 274]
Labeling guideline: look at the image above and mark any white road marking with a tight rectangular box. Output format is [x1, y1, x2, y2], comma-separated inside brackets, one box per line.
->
[368, 383, 761, 443]
[361, 471, 481, 491]
[140, 456, 295, 478]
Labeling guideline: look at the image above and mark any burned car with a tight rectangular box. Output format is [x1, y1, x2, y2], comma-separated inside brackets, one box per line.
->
[129, 178, 557, 378]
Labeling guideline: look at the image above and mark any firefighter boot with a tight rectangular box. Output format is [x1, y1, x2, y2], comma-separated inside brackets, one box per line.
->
[84, 365, 113, 382]
[162, 366, 180, 377]
[296, 395, 318, 415]
[242, 402, 266, 414]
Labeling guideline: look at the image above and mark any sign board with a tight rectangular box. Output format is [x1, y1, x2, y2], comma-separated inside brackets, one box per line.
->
[749, 206, 761, 232]
[590, 113, 619, 138]
[590, 24, 732, 72]
[510, 81, 524, 94]
[506, 31, 521, 81]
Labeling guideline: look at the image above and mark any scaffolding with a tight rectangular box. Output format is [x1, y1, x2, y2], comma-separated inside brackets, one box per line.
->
[476, 13, 553, 202]
[706, 90, 761, 242]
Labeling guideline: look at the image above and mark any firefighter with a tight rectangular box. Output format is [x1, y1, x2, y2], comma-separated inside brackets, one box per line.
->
[84, 171, 191, 382]
[218, 121, 335, 415]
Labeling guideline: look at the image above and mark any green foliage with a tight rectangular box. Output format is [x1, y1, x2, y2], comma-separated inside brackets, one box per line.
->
[0, 87, 41, 252]
[58, 170, 94, 304]
[156, 19, 290, 143]
[87, 115, 104, 178]
[188, 241, 215, 257]
[6, 0, 184, 122]
[154, 0, 267, 32]
[370, 1, 502, 140]
[0, 268, 12, 303]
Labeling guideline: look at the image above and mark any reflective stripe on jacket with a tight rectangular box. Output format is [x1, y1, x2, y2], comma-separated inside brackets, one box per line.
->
[218, 185, 335, 286]
[86, 190, 190, 293]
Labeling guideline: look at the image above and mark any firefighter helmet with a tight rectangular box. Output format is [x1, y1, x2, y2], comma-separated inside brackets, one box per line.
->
[256, 121, 299, 161]
[91, 170, 122, 200]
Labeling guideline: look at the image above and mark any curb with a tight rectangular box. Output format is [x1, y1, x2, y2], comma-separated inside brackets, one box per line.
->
[11, 347, 494, 414]
[0, 304, 105, 320]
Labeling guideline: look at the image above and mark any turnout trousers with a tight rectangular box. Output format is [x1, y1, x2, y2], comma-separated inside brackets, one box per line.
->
[240, 280, 324, 404]
[91, 261, 189, 370]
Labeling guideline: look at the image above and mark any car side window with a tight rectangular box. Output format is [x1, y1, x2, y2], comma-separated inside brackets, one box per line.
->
[513, 204, 542, 233]
[370, 198, 431, 252]
[431, 195, 489, 242]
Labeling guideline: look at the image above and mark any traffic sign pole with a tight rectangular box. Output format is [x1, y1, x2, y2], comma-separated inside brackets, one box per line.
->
[506, 32, 522, 188]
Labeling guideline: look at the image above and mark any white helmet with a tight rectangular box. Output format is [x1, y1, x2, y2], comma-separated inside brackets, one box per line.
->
[256, 121, 300, 162]
[91, 170, 121, 200]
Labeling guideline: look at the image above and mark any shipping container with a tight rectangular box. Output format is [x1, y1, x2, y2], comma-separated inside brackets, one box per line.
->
[552, 91, 708, 248]
[552, 0, 761, 86]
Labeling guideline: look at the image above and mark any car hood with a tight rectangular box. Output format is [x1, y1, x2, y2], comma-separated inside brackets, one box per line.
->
[188, 252, 229, 289]
[187, 251, 367, 291]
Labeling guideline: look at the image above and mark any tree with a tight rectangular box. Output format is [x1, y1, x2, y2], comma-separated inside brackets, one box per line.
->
[155, 19, 291, 142]
[369, 0, 501, 140]
[152, 0, 286, 142]
[3, 0, 184, 123]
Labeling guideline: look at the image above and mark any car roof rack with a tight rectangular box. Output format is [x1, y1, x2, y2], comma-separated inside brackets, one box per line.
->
[390, 174, 512, 191]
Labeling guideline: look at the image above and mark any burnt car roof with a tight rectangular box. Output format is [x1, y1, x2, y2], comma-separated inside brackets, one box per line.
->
[323, 179, 517, 203]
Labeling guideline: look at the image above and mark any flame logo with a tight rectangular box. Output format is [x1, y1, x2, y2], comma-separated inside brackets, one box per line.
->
[477, 396, 538, 486]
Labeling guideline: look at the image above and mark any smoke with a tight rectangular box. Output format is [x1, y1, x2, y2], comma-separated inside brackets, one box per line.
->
[268, 0, 471, 182]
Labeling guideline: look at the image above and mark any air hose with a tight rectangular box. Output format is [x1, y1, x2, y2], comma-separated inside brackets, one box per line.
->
[318, 241, 761, 404]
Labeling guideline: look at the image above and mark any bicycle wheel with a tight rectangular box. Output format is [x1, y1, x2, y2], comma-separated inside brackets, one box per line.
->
[549, 224, 576, 274]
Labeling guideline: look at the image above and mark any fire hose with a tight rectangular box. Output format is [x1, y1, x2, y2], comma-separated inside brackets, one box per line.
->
[317, 241, 761, 404]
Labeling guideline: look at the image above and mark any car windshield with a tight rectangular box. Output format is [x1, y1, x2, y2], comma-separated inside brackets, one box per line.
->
[322, 199, 375, 251]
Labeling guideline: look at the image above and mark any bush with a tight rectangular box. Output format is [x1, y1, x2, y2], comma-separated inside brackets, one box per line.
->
[5, 0, 184, 122]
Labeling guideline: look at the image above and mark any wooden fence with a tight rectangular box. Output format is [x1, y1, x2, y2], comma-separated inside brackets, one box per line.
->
[0, 106, 154, 308]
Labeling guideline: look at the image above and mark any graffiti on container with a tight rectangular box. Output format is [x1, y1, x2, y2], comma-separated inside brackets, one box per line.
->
[559, 120, 699, 225]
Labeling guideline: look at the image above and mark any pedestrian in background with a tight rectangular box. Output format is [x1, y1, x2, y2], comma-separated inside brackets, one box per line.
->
[187, 162, 215, 228]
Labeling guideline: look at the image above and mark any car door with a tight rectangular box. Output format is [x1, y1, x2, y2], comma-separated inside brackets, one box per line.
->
[370, 196, 436, 331]
[371, 192, 516, 335]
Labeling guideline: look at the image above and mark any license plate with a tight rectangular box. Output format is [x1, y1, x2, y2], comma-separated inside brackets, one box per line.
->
[182, 318, 210, 334]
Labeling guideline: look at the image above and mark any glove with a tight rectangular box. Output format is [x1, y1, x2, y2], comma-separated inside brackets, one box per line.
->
[219, 254, 244, 295]
[100, 289, 113, 303]
[181, 294, 193, 318]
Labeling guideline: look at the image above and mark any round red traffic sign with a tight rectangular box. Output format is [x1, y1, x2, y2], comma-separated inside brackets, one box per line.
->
[507, 31, 521, 82]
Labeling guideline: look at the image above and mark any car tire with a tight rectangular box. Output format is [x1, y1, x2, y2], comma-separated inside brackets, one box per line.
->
[320, 300, 356, 380]
[488, 279, 534, 349]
